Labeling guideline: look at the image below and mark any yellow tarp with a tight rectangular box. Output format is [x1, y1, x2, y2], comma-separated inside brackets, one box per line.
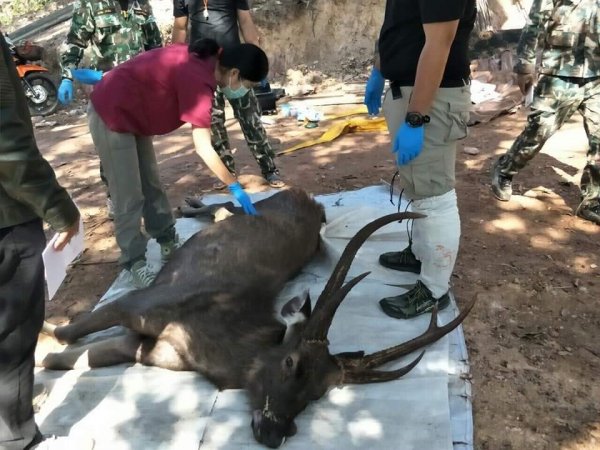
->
[277, 106, 389, 156]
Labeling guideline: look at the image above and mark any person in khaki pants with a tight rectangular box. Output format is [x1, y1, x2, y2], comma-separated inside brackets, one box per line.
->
[363, 0, 476, 319]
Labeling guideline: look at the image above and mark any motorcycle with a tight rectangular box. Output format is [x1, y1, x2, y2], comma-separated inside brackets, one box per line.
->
[6, 35, 59, 116]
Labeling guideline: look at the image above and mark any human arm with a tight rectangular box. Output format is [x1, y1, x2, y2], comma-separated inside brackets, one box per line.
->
[59, 0, 95, 80]
[141, 1, 163, 50]
[407, 20, 459, 115]
[191, 127, 257, 215]
[172, 16, 189, 44]
[364, 40, 385, 115]
[394, 11, 461, 165]
[238, 9, 260, 46]
[513, 0, 553, 94]
[172, 0, 189, 44]
[191, 127, 237, 185]
[514, 0, 553, 75]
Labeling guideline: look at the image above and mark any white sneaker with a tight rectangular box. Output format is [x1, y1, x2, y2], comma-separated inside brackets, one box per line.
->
[31, 435, 95, 450]
[106, 197, 115, 220]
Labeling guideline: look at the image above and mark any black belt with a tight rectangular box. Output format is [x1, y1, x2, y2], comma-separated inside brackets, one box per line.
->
[389, 78, 470, 100]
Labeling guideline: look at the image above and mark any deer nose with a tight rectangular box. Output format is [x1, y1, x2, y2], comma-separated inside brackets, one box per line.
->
[251, 410, 286, 448]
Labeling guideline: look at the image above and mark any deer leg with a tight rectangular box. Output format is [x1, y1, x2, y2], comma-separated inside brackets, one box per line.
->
[38, 333, 142, 370]
[51, 303, 124, 344]
[138, 337, 192, 371]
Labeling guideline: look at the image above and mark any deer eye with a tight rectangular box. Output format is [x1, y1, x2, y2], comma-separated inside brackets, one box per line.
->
[285, 356, 294, 368]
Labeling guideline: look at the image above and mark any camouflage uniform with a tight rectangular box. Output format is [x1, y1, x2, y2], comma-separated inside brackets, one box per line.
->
[59, 0, 162, 78]
[496, 0, 600, 217]
[210, 88, 278, 178]
[59, 0, 162, 199]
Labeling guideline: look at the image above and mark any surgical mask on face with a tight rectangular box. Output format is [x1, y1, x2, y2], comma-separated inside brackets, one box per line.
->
[222, 74, 250, 100]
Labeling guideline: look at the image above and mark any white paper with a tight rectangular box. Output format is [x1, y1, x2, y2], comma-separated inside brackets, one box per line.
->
[42, 215, 85, 300]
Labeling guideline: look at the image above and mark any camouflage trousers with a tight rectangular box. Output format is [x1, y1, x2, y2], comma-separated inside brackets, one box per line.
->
[211, 88, 277, 177]
[498, 75, 600, 203]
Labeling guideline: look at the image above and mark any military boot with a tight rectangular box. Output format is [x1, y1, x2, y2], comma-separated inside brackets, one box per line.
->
[491, 157, 513, 201]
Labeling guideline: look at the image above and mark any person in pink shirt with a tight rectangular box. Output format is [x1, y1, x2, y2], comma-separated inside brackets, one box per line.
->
[75, 39, 267, 288]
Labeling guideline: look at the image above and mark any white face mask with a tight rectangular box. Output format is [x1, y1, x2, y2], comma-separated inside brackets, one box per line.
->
[222, 74, 250, 100]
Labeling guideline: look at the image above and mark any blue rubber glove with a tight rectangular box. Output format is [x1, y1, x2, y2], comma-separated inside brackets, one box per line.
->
[228, 182, 258, 215]
[57, 79, 73, 105]
[71, 68, 103, 85]
[259, 78, 269, 90]
[393, 123, 425, 165]
[364, 67, 385, 116]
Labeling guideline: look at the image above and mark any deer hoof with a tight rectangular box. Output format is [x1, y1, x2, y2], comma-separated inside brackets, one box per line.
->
[41, 321, 57, 337]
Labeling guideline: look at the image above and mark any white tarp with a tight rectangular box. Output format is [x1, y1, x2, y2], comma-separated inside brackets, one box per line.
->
[35, 185, 472, 450]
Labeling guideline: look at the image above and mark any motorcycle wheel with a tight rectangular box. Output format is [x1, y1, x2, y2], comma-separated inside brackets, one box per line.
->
[23, 72, 58, 117]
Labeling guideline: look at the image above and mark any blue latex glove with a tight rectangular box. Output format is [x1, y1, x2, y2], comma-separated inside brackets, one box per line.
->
[259, 78, 269, 89]
[57, 79, 73, 105]
[393, 123, 425, 165]
[228, 182, 258, 215]
[364, 67, 385, 116]
[71, 68, 103, 85]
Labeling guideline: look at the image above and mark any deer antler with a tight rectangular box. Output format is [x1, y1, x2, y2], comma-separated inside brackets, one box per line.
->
[302, 212, 424, 342]
[333, 297, 476, 384]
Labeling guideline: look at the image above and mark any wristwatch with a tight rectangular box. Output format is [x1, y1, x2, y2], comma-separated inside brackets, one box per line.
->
[405, 112, 430, 128]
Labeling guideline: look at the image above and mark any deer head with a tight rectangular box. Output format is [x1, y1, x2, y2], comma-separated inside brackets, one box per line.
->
[245, 212, 475, 448]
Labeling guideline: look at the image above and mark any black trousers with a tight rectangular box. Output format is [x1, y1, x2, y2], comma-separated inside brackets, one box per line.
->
[0, 220, 45, 450]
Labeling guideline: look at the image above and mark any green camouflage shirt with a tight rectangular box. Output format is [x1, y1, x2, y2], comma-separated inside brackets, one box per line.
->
[59, 0, 163, 79]
[515, 0, 600, 78]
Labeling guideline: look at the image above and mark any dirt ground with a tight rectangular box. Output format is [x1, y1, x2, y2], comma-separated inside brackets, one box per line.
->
[34, 87, 600, 450]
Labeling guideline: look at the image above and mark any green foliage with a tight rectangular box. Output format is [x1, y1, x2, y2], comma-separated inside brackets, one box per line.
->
[0, 0, 54, 28]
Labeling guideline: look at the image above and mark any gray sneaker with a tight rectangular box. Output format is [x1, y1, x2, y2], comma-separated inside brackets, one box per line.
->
[31, 435, 95, 450]
[160, 233, 182, 263]
[129, 260, 156, 288]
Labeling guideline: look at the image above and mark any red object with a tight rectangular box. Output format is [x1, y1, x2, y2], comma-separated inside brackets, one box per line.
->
[91, 44, 217, 136]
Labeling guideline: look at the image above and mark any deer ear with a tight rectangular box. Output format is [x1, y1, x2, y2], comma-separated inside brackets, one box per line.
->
[280, 290, 311, 320]
[280, 291, 311, 343]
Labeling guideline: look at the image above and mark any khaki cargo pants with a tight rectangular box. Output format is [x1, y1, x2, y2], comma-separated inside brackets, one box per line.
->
[383, 85, 471, 200]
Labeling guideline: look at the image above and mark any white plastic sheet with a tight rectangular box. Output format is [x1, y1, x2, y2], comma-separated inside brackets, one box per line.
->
[35, 186, 473, 450]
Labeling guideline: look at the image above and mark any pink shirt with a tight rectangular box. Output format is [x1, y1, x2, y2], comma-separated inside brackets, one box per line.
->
[91, 44, 216, 136]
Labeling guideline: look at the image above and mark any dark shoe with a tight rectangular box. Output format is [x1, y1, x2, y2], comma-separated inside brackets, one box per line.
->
[379, 245, 421, 274]
[265, 171, 286, 188]
[577, 201, 600, 225]
[379, 280, 450, 319]
[491, 159, 513, 201]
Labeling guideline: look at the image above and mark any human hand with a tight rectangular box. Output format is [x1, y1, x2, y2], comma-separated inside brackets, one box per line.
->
[364, 67, 385, 116]
[57, 79, 73, 105]
[516, 73, 535, 96]
[53, 219, 80, 251]
[71, 68, 103, 85]
[228, 182, 258, 215]
[393, 123, 425, 165]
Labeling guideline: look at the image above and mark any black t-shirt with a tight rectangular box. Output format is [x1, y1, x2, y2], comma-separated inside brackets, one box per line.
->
[173, 0, 249, 48]
[378, 0, 476, 87]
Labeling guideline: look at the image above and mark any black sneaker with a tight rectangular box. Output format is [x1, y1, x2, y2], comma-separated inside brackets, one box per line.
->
[379, 245, 421, 274]
[265, 171, 286, 188]
[577, 201, 600, 225]
[491, 159, 513, 201]
[379, 280, 450, 319]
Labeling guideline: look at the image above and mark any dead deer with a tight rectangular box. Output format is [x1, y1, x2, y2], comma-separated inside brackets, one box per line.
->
[39, 187, 474, 448]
